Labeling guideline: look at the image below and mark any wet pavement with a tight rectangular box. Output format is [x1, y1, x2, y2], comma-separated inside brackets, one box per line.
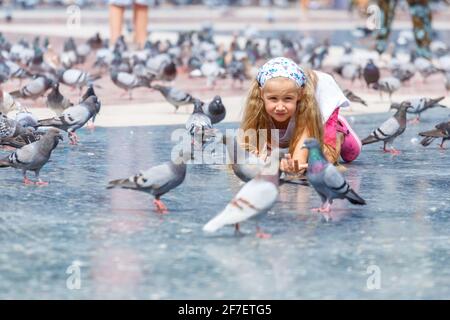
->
[0, 107, 449, 299]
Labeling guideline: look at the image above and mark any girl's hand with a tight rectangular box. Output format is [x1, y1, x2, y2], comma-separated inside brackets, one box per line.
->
[280, 153, 308, 174]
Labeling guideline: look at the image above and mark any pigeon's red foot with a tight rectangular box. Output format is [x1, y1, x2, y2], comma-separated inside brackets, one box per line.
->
[35, 181, 49, 186]
[23, 177, 34, 185]
[408, 118, 420, 125]
[153, 199, 168, 214]
[389, 149, 401, 155]
[86, 122, 95, 131]
[69, 132, 79, 145]
[256, 227, 272, 239]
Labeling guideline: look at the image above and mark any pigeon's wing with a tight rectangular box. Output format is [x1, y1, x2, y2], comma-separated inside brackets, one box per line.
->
[137, 163, 177, 190]
[322, 164, 349, 195]
[203, 179, 278, 232]
[323, 164, 366, 204]
[62, 104, 91, 127]
[170, 88, 189, 101]
[186, 113, 212, 132]
[13, 142, 38, 165]
[375, 116, 400, 138]
[117, 72, 136, 87]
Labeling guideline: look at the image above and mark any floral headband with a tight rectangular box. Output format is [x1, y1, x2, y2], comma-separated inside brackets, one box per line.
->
[256, 57, 307, 88]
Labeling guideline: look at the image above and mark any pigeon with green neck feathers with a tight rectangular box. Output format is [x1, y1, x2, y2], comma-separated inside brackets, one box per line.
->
[303, 138, 366, 214]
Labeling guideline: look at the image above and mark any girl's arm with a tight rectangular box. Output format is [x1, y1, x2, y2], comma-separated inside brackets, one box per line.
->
[280, 129, 310, 174]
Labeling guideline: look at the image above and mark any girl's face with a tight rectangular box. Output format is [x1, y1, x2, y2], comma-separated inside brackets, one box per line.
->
[261, 77, 301, 127]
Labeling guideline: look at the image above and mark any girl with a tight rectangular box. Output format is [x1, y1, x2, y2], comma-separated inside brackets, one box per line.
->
[240, 57, 362, 174]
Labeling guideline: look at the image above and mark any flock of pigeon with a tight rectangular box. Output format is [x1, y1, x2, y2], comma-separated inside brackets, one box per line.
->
[1, 26, 450, 238]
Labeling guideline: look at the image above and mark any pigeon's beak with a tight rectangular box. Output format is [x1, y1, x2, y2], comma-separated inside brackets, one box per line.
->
[58, 134, 63, 141]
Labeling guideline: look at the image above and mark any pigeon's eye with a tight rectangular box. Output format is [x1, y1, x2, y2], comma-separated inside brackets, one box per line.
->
[142, 178, 148, 183]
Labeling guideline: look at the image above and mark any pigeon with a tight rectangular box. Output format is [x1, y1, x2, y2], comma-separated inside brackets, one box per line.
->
[222, 134, 267, 182]
[107, 148, 191, 214]
[185, 99, 213, 146]
[202, 95, 226, 124]
[391, 97, 446, 124]
[57, 68, 101, 93]
[343, 89, 367, 107]
[419, 121, 450, 149]
[9, 75, 53, 100]
[151, 84, 195, 112]
[80, 84, 96, 103]
[0, 128, 63, 185]
[363, 59, 380, 88]
[15, 109, 39, 129]
[302, 138, 365, 215]
[0, 113, 32, 141]
[372, 77, 401, 101]
[361, 101, 412, 154]
[334, 63, 361, 83]
[0, 88, 17, 115]
[202, 148, 280, 238]
[110, 68, 150, 100]
[46, 82, 73, 116]
[37, 95, 101, 145]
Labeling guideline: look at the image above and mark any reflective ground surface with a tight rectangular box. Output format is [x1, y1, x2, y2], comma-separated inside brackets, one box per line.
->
[1, 108, 449, 299]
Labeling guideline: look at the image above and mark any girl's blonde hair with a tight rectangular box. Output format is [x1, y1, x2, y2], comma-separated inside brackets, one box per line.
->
[240, 69, 324, 154]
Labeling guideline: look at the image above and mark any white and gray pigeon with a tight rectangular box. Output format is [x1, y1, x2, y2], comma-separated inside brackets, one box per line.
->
[203, 149, 280, 238]
[391, 96, 446, 123]
[151, 84, 195, 112]
[46, 82, 73, 116]
[361, 101, 412, 154]
[185, 99, 213, 146]
[107, 148, 191, 214]
[1, 88, 17, 115]
[37, 95, 101, 145]
[57, 68, 101, 93]
[202, 95, 226, 124]
[419, 121, 450, 149]
[0, 128, 63, 185]
[302, 138, 365, 217]
[372, 77, 401, 101]
[9, 75, 53, 100]
[110, 68, 151, 99]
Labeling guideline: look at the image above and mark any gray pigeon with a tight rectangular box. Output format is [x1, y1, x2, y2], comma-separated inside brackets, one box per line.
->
[37, 95, 101, 144]
[107, 148, 191, 214]
[363, 59, 380, 88]
[203, 149, 280, 238]
[57, 68, 101, 93]
[419, 121, 450, 149]
[203, 95, 226, 124]
[222, 134, 268, 182]
[152, 84, 195, 112]
[185, 99, 213, 146]
[0, 128, 63, 185]
[391, 97, 446, 124]
[46, 82, 73, 116]
[110, 68, 150, 99]
[9, 75, 53, 100]
[372, 77, 401, 101]
[361, 101, 412, 154]
[302, 138, 365, 215]
[343, 89, 367, 107]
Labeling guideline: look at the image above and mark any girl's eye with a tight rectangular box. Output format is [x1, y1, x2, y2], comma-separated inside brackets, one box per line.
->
[269, 97, 278, 101]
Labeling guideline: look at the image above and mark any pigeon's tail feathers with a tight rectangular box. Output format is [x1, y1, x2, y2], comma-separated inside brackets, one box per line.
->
[203, 215, 225, 233]
[420, 136, 435, 147]
[37, 117, 63, 127]
[0, 157, 11, 168]
[361, 135, 378, 145]
[345, 189, 366, 205]
[9, 90, 21, 98]
[107, 178, 135, 189]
